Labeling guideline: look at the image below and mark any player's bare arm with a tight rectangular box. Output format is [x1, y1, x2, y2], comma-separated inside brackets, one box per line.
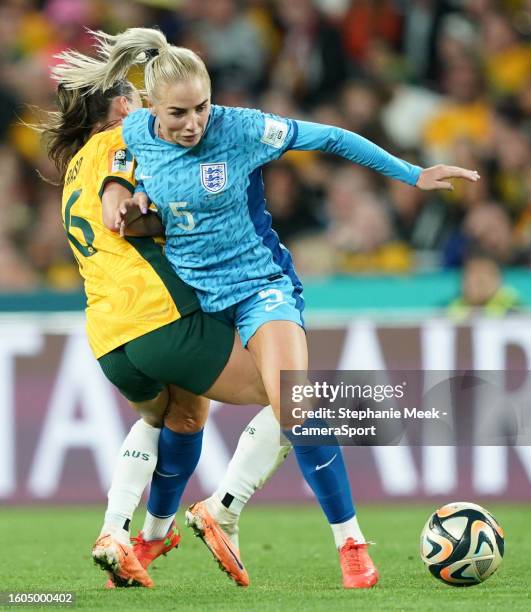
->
[102, 181, 162, 237]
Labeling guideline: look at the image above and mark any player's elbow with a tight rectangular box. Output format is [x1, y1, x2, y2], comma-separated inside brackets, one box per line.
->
[103, 218, 118, 232]
[102, 209, 119, 232]
[326, 127, 344, 154]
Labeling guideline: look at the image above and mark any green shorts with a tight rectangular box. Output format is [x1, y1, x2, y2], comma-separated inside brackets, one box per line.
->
[98, 310, 235, 402]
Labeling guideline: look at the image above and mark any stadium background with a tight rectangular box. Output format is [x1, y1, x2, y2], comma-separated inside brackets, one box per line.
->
[1, 0, 531, 510]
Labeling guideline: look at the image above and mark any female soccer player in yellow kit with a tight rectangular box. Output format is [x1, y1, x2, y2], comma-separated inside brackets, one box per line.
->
[41, 77, 276, 588]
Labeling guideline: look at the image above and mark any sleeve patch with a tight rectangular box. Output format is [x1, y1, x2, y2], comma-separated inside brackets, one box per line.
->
[110, 148, 133, 173]
[260, 118, 288, 149]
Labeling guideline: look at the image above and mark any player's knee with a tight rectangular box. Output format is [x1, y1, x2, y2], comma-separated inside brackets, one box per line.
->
[165, 389, 208, 432]
[248, 373, 269, 406]
[164, 411, 205, 434]
[257, 386, 269, 406]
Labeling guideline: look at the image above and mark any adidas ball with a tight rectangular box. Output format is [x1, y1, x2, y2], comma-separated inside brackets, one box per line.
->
[420, 501, 504, 586]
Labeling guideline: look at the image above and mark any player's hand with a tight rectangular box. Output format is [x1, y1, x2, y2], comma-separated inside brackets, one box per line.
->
[416, 164, 480, 191]
[115, 192, 149, 237]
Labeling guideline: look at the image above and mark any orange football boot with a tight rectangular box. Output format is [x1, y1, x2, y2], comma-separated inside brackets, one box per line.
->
[185, 501, 249, 587]
[92, 534, 154, 588]
[105, 522, 180, 589]
[339, 538, 379, 589]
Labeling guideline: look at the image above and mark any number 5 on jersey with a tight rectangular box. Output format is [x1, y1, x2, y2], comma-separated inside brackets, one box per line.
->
[170, 201, 195, 231]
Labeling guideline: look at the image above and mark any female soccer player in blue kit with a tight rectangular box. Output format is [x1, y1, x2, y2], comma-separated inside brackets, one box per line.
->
[61, 27, 480, 589]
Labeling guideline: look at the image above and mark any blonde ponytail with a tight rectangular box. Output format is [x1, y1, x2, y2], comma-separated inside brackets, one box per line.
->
[86, 28, 170, 92]
[100, 27, 210, 102]
[51, 46, 109, 92]
[51, 28, 166, 93]
[52, 25, 210, 109]
[55, 27, 211, 101]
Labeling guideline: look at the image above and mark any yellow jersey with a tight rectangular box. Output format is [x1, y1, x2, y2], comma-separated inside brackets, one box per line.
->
[61, 127, 199, 358]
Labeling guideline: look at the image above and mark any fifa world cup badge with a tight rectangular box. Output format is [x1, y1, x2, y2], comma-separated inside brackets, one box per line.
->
[111, 149, 133, 173]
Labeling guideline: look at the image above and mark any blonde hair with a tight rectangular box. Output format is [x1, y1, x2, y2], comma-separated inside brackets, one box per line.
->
[37, 27, 208, 181]
[34, 37, 138, 182]
[54, 28, 210, 102]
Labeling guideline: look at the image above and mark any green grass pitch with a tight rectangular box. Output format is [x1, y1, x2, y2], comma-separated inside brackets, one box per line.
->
[1, 504, 529, 611]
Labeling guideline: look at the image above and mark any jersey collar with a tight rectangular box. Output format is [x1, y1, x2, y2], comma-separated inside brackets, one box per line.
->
[148, 114, 158, 140]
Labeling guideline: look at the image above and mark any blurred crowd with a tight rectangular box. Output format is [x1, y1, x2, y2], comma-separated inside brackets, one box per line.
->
[0, 0, 530, 291]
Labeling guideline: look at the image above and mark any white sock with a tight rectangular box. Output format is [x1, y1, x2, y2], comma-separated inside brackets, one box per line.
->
[331, 515, 366, 548]
[142, 512, 175, 541]
[102, 419, 159, 535]
[213, 405, 291, 515]
[98, 526, 131, 547]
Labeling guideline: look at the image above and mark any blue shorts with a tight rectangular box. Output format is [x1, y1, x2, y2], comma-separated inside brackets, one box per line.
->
[213, 275, 305, 347]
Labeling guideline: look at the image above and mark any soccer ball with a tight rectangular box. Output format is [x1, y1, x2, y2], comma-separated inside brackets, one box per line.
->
[420, 501, 504, 586]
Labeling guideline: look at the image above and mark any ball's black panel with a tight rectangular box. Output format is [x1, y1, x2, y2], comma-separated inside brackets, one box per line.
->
[447, 562, 478, 587]
[474, 530, 494, 556]
[425, 536, 443, 560]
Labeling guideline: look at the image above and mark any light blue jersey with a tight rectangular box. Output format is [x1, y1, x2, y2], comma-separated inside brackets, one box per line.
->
[122, 106, 421, 312]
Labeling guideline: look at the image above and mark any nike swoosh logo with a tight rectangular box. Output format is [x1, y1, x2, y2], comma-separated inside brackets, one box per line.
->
[315, 453, 338, 471]
[139, 174, 152, 180]
[154, 469, 180, 478]
[264, 301, 287, 312]
[220, 533, 244, 570]
[117, 543, 129, 557]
